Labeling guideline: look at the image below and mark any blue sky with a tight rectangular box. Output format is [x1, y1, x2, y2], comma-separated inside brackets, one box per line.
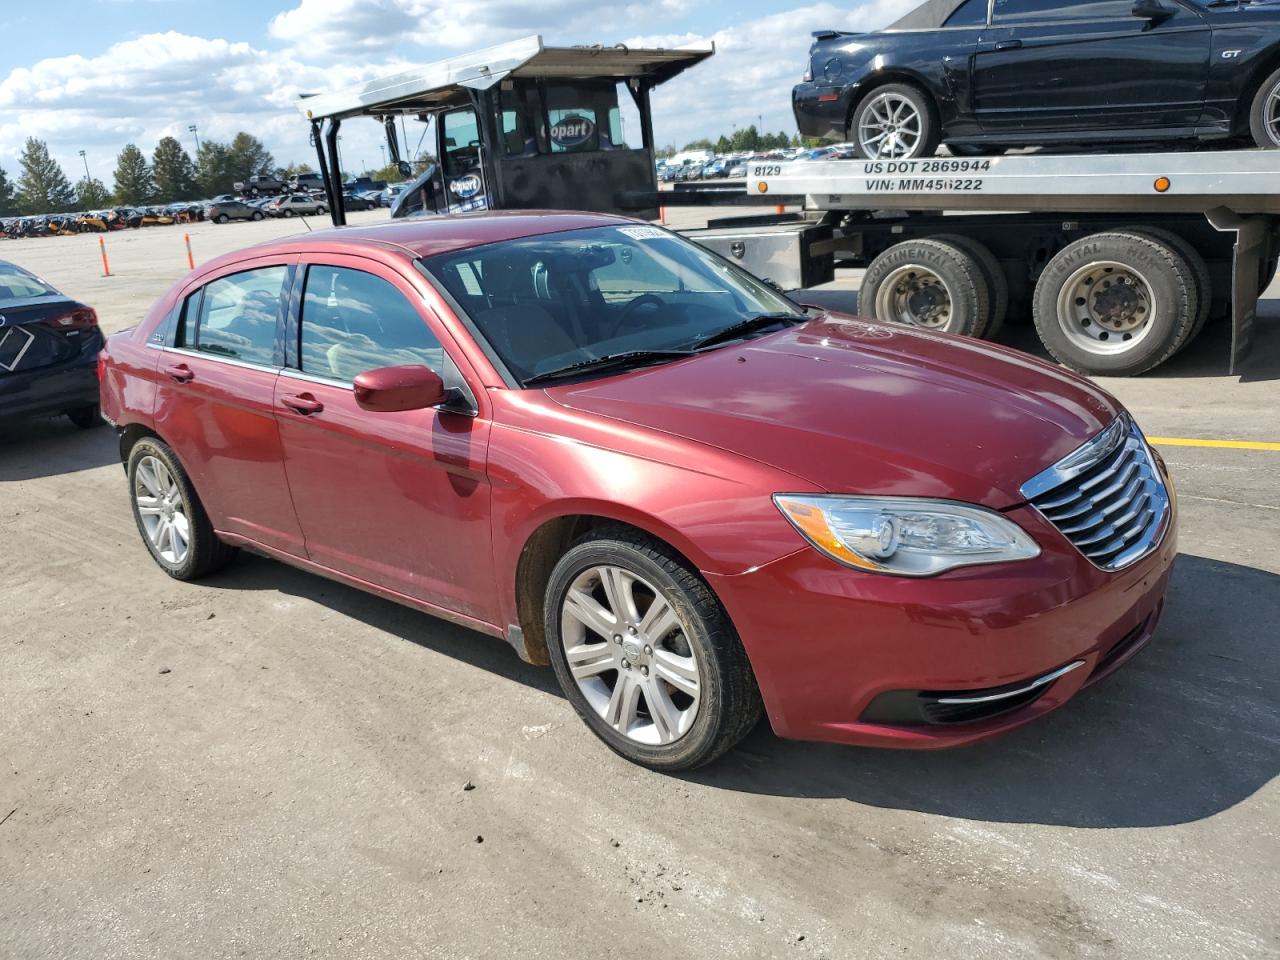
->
[0, 0, 909, 184]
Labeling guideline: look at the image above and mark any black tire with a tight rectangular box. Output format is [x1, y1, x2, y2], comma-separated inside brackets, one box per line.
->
[317, 205, 327, 215]
[251, 211, 264, 221]
[860, 238, 990, 336]
[544, 527, 763, 771]
[216, 214, 229, 224]
[930, 234, 1009, 339]
[1124, 226, 1211, 353]
[66, 404, 102, 429]
[1248, 66, 1280, 149]
[249, 187, 259, 197]
[1032, 231, 1197, 377]
[284, 209, 295, 218]
[850, 83, 940, 160]
[126, 437, 237, 580]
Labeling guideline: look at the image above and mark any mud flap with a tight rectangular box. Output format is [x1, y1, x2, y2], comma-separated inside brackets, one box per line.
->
[1206, 208, 1275, 375]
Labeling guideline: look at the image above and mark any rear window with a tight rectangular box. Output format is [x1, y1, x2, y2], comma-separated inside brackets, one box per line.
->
[0, 265, 58, 300]
[945, 0, 989, 25]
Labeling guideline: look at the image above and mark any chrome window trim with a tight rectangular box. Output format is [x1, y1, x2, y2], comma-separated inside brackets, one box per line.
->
[935, 660, 1085, 704]
[160, 345, 283, 375]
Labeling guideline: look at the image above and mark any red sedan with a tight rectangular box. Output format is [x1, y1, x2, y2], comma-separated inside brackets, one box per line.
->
[99, 212, 1176, 770]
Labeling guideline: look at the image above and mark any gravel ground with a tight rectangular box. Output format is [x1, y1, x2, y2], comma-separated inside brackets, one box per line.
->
[1, 209, 1277, 960]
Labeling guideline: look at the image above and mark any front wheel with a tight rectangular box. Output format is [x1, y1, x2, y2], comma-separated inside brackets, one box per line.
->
[545, 529, 762, 771]
[1249, 67, 1280, 149]
[850, 83, 939, 160]
[216, 214, 229, 224]
[251, 211, 264, 221]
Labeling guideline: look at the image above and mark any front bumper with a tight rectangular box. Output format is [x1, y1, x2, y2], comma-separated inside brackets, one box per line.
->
[705, 498, 1177, 749]
[793, 82, 857, 141]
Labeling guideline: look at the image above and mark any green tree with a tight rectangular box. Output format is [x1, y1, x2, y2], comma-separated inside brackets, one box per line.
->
[225, 132, 276, 188]
[113, 144, 154, 205]
[75, 176, 112, 209]
[15, 138, 75, 214]
[681, 138, 715, 152]
[279, 161, 314, 179]
[0, 164, 15, 216]
[194, 140, 234, 196]
[152, 136, 196, 201]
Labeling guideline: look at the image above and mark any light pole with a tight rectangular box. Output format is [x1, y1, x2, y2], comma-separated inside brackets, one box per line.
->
[78, 150, 91, 182]
[188, 124, 200, 154]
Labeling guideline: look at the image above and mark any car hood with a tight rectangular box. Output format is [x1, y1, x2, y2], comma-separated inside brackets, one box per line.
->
[548, 316, 1120, 509]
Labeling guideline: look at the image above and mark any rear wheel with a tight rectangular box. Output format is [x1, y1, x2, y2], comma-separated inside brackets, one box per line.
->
[929, 234, 1009, 339]
[1249, 67, 1280, 149]
[66, 404, 101, 429]
[850, 84, 940, 160]
[860, 238, 990, 336]
[251, 210, 264, 221]
[545, 529, 762, 771]
[126, 437, 237, 580]
[1124, 226, 1211, 352]
[1032, 231, 1197, 376]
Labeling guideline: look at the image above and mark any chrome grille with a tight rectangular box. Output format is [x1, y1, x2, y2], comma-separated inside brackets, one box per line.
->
[1020, 415, 1170, 572]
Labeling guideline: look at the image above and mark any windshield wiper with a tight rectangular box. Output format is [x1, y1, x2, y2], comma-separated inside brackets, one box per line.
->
[524, 349, 694, 386]
[692, 312, 804, 351]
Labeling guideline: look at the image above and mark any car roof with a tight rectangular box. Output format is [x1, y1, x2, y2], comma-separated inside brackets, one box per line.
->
[241, 210, 635, 261]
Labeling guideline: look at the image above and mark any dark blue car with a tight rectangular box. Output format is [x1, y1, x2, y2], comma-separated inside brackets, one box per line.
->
[794, 0, 1280, 158]
[0, 260, 103, 428]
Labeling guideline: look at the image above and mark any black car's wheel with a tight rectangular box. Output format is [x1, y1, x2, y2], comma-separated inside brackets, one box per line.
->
[251, 210, 264, 221]
[1249, 66, 1280, 149]
[66, 404, 102, 429]
[850, 83, 939, 160]
[860, 238, 990, 336]
[216, 214, 229, 224]
[1033, 231, 1197, 377]
[127, 437, 237, 580]
[544, 528, 762, 771]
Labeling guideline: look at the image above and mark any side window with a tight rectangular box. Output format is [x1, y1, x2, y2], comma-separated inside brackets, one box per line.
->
[184, 265, 287, 365]
[993, 0, 1131, 21]
[945, 0, 989, 26]
[300, 265, 444, 383]
[442, 109, 481, 177]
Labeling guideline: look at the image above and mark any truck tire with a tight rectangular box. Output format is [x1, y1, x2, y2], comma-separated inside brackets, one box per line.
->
[861, 238, 989, 337]
[929, 234, 1009, 339]
[850, 83, 940, 160]
[1249, 66, 1280, 149]
[1033, 231, 1197, 377]
[1124, 226, 1211, 353]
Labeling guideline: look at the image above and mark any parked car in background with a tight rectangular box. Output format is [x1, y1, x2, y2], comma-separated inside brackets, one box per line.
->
[233, 175, 287, 197]
[342, 192, 377, 211]
[725, 160, 748, 178]
[267, 194, 328, 217]
[289, 172, 326, 193]
[0, 259, 102, 428]
[99, 212, 1175, 771]
[206, 199, 264, 224]
[794, 0, 1280, 158]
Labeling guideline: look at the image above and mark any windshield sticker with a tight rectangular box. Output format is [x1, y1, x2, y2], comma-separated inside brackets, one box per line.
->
[618, 226, 669, 241]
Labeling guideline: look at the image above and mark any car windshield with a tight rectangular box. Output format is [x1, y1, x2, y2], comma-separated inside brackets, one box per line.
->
[0, 264, 58, 300]
[420, 224, 805, 385]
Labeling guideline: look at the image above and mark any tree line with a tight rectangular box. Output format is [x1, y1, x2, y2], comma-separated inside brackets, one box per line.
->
[0, 134, 314, 217]
[656, 125, 821, 158]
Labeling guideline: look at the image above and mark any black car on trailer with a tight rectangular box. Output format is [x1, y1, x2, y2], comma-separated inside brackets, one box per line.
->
[794, 0, 1280, 159]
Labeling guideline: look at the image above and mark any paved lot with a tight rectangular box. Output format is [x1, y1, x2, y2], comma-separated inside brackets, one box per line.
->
[2, 212, 1277, 959]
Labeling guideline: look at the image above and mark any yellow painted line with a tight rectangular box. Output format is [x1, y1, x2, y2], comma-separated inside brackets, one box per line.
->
[1147, 437, 1280, 451]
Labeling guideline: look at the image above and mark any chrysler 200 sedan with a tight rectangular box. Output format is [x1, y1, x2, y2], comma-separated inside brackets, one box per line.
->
[99, 213, 1177, 770]
[794, 0, 1280, 158]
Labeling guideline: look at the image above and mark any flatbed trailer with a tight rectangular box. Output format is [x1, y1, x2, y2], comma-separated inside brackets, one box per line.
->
[681, 149, 1280, 376]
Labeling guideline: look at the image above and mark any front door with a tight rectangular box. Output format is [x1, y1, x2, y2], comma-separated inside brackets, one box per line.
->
[152, 259, 306, 556]
[274, 256, 497, 622]
[972, 0, 1210, 134]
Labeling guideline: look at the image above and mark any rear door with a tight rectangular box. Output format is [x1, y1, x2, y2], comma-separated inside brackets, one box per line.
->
[274, 255, 496, 621]
[152, 258, 306, 556]
[972, 0, 1211, 133]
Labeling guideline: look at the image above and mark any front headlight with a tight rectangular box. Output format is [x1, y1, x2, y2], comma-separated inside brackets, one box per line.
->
[773, 495, 1040, 577]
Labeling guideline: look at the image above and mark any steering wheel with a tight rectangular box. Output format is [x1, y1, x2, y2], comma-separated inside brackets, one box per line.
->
[613, 293, 667, 335]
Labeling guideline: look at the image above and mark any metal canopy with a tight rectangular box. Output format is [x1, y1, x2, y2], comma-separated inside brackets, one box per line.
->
[297, 35, 714, 122]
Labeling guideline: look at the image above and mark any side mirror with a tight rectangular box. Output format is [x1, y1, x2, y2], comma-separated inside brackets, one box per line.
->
[397, 160, 413, 178]
[1132, 0, 1173, 21]
[353, 364, 446, 412]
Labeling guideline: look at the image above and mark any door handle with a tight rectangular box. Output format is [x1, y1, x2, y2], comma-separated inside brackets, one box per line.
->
[163, 363, 194, 383]
[994, 39, 1023, 50]
[281, 393, 324, 415]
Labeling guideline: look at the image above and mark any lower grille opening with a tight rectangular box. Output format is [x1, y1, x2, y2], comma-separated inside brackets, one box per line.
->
[860, 661, 1085, 727]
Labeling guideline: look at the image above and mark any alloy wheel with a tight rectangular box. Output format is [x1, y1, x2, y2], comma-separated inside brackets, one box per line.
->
[559, 565, 701, 746]
[858, 92, 923, 159]
[1055, 260, 1156, 356]
[875, 264, 954, 328]
[134, 455, 191, 565]
[1268, 80, 1280, 146]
